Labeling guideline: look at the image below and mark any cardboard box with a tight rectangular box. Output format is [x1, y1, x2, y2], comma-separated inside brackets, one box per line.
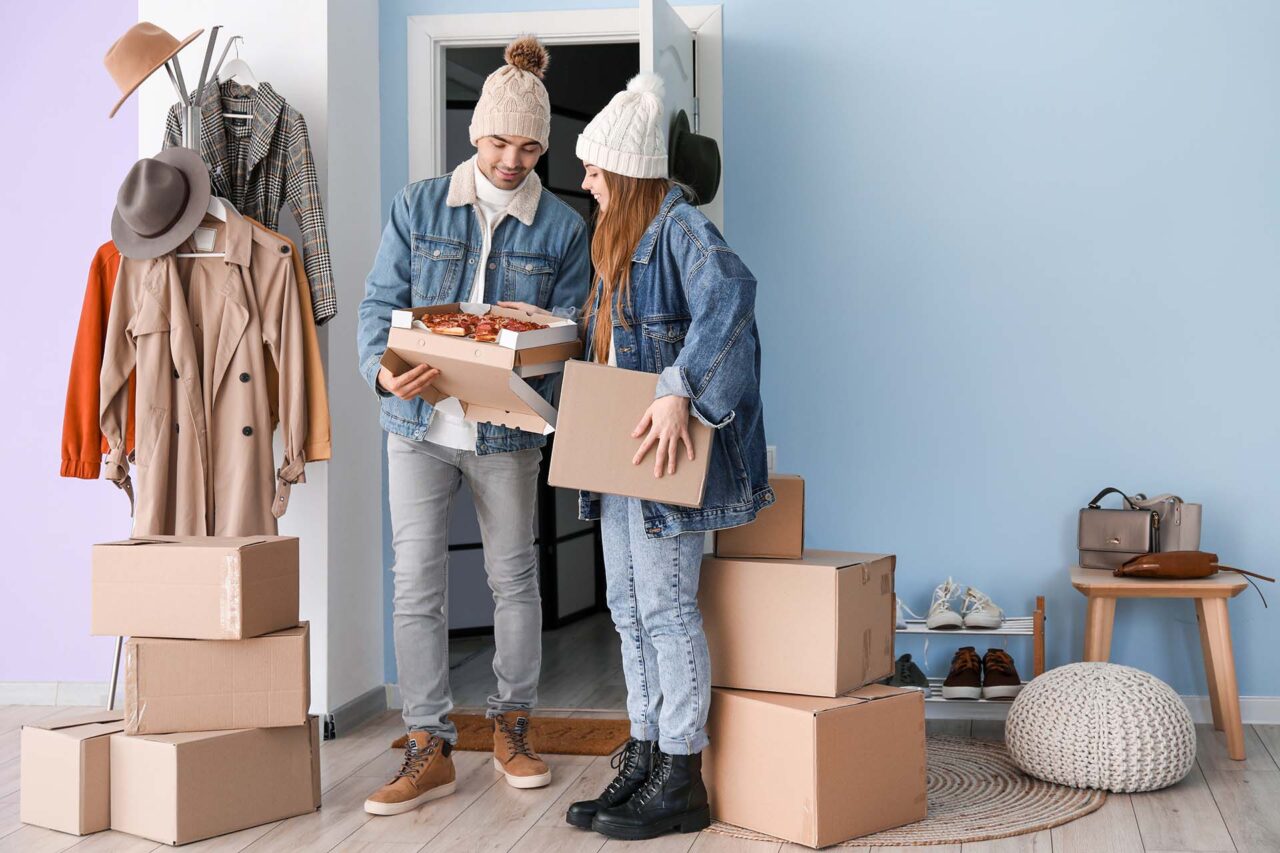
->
[19, 711, 125, 836]
[714, 473, 805, 559]
[110, 717, 321, 846]
[700, 550, 895, 696]
[548, 360, 713, 507]
[91, 536, 299, 640]
[704, 685, 927, 848]
[380, 302, 582, 435]
[124, 623, 310, 735]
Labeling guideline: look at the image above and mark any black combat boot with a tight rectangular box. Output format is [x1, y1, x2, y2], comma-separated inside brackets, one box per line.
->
[590, 749, 710, 840]
[565, 738, 655, 828]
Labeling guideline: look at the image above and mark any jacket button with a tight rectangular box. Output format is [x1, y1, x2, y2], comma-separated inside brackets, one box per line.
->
[489, 262, 496, 270]
[279, 244, 290, 255]
[243, 426, 253, 436]
[525, 264, 533, 271]
[433, 249, 441, 257]
[240, 372, 251, 383]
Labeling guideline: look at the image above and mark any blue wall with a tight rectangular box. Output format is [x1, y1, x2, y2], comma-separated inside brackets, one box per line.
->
[378, 1, 1280, 697]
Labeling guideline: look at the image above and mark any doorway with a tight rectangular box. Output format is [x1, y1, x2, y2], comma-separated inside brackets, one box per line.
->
[438, 43, 640, 638]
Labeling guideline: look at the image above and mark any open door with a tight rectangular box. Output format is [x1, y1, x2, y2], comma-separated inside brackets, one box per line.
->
[641, 0, 695, 163]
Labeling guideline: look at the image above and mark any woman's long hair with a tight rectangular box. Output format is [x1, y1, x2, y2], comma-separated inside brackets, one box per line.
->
[584, 170, 672, 363]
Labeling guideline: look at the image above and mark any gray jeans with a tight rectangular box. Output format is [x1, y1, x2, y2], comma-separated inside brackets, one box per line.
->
[386, 434, 543, 741]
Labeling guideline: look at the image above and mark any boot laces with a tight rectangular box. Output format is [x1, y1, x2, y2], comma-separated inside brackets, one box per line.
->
[499, 715, 535, 759]
[951, 647, 981, 674]
[603, 739, 644, 797]
[632, 750, 673, 808]
[395, 736, 436, 780]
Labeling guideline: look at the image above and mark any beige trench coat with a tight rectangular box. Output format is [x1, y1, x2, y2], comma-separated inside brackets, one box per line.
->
[101, 207, 307, 536]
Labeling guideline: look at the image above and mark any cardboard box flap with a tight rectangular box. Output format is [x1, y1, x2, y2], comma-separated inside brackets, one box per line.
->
[723, 689, 870, 714]
[100, 536, 282, 548]
[842, 683, 916, 702]
[28, 711, 125, 737]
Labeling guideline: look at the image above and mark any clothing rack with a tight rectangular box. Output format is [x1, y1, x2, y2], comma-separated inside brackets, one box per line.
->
[106, 24, 239, 713]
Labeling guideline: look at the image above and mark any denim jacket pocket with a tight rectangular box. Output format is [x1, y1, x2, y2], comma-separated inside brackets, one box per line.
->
[502, 254, 556, 304]
[411, 235, 466, 304]
[641, 318, 690, 371]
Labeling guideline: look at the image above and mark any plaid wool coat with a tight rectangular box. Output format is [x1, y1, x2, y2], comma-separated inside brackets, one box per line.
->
[164, 79, 335, 324]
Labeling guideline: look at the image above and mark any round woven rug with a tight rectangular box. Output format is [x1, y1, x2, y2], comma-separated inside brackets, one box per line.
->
[707, 735, 1106, 847]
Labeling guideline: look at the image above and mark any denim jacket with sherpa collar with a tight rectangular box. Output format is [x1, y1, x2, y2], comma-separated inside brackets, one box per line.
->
[579, 186, 775, 538]
[357, 157, 590, 453]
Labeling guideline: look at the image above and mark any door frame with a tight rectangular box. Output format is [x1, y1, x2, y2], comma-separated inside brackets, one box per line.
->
[407, 5, 725, 228]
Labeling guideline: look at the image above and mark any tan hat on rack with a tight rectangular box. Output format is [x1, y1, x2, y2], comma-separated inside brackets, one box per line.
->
[104, 22, 204, 118]
[111, 149, 212, 259]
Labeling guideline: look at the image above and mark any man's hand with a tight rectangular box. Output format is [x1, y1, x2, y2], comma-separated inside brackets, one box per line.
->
[377, 364, 440, 401]
[632, 395, 694, 478]
[496, 300, 541, 315]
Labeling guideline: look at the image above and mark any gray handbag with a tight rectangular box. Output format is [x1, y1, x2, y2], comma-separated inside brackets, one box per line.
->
[1131, 493, 1202, 552]
[1078, 488, 1159, 570]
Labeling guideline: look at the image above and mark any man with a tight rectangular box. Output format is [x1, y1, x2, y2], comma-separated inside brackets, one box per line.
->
[357, 36, 590, 816]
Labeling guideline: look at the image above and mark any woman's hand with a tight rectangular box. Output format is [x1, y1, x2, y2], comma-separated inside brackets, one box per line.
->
[497, 300, 541, 315]
[632, 395, 694, 478]
[377, 364, 440, 401]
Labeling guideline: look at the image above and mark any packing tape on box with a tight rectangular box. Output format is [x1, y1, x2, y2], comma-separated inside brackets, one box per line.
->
[124, 643, 143, 732]
[221, 556, 241, 636]
[862, 628, 872, 681]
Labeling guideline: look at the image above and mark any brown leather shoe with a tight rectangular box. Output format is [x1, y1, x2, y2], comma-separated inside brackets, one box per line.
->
[364, 731, 456, 816]
[941, 646, 982, 699]
[982, 648, 1024, 699]
[493, 710, 551, 789]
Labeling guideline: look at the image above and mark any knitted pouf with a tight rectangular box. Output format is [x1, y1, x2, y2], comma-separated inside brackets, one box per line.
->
[1005, 662, 1195, 793]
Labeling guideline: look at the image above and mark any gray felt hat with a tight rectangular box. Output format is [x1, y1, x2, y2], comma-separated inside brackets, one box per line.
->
[111, 148, 211, 259]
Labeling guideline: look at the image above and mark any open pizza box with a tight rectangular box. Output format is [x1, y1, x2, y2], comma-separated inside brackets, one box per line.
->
[380, 302, 582, 435]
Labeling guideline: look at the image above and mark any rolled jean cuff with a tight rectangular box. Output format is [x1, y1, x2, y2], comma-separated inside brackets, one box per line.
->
[631, 722, 661, 743]
[659, 731, 708, 756]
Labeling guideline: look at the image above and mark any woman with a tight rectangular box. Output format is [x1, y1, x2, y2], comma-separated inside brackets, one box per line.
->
[564, 73, 773, 841]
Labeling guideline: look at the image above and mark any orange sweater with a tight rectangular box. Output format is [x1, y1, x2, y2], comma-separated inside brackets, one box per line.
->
[61, 228, 331, 478]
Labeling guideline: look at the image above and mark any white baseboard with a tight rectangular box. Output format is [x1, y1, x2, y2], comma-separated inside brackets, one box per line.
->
[0, 681, 110, 707]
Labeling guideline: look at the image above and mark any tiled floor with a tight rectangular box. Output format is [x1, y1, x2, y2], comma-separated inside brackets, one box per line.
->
[3, 613, 1279, 852]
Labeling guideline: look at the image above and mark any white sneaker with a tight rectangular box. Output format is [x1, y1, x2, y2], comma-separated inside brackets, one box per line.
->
[926, 578, 964, 630]
[895, 596, 922, 629]
[961, 586, 1004, 629]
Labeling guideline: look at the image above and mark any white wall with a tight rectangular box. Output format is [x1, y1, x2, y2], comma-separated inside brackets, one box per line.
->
[136, 0, 384, 715]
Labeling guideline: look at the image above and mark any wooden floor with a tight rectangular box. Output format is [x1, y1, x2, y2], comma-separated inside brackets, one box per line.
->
[3, 613, 1279, 852]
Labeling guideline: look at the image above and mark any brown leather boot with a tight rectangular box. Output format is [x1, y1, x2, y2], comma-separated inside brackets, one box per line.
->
[364, 731, 456, 816]
[493, 710, 551, 789]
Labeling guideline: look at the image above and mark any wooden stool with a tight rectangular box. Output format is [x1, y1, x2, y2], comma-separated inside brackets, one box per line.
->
[1070, 565, 1248, 760]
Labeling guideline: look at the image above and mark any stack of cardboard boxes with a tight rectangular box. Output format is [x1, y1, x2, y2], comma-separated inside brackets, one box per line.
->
[20, 536, 321, 846]
[701, 475, 929, 849]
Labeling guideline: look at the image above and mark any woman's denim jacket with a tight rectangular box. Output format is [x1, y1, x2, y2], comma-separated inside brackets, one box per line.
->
[357, 158, 590, 453]
[580, 187, 774, 537]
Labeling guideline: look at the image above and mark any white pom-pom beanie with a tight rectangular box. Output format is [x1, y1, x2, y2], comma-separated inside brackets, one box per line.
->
[575, 73, 668, 179]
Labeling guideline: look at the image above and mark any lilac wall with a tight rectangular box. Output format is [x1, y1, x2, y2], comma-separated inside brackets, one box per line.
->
[0, 2, 138, 682]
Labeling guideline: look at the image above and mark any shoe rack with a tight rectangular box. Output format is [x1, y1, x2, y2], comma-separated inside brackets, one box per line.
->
[896, 595, 1046, 717]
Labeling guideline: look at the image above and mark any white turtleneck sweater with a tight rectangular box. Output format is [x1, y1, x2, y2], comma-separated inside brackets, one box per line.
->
[424, 158, 523, 451]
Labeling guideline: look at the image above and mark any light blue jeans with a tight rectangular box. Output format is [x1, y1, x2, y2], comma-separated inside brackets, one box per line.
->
[386, 434, 543, 742]
[600, 493, 711, 755]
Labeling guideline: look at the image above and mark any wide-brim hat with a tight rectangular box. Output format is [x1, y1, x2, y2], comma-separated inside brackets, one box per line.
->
[669, 110, 721, 206]
[111, 148, 212, 259]
[105, 22, 203, 118]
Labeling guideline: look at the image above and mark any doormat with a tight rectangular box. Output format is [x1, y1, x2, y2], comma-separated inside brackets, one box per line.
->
[706, 735, 1107, 847]
[391, 714, 630, 756]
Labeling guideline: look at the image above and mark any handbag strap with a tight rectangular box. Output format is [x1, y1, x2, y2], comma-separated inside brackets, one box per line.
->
[1088, 487, 1136, 509]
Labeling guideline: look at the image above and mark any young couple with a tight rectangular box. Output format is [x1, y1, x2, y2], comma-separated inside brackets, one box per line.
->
[356, 37, 772, 840]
